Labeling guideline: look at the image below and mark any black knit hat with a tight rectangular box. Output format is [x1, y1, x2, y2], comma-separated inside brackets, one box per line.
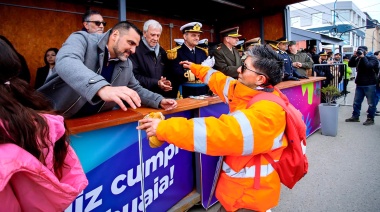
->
[357, 46, 368, 51]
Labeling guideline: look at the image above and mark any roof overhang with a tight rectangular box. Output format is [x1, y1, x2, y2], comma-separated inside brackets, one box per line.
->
[291, 27, 344, 46]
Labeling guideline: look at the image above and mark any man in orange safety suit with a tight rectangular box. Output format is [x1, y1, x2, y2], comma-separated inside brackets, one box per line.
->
[138, 45, 287, 212]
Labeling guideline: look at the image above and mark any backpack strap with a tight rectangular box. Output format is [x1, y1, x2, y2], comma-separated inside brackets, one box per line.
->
[247, 87, 288, 189]
[247, 87, 289, 109]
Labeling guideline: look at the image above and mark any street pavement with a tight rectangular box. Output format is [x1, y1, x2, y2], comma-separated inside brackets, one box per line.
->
[188, 82, 380, 212]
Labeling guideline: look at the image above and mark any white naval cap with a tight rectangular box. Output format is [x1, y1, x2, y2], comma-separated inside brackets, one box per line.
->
[180, 22, 203, 34]
[174, 38, 184, 46]
[198, 38, 208, 45]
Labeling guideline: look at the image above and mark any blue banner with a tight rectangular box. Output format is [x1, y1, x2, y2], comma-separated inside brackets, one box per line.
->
[66, 112, 195, 212]
[196, 103, 229, 209]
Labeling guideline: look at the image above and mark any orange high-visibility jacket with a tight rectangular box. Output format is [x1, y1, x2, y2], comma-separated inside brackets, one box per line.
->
[156, 64, 287, 211]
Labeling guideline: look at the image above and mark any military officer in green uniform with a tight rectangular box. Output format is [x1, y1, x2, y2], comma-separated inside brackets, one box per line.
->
[212, 26, 243, 79]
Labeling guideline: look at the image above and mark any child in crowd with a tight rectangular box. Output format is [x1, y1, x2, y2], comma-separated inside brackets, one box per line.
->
[0, 39, 88, 210]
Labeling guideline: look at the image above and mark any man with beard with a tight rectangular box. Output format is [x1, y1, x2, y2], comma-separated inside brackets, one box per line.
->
[38, 21, 177, 118]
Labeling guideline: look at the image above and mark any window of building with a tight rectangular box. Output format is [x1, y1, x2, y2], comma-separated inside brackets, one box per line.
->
[312, 13, 323, 25]
[335, 9, 350, 24]
[355, 14, 360, 26]
[291, 16, 301, 27]
[341, 33, 350, 44]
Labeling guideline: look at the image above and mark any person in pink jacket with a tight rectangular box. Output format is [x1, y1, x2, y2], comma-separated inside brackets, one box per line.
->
[0, 39, 88, 211]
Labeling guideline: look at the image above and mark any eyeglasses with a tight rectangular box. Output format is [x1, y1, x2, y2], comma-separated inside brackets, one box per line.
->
[242, 62, 267, 77]
[87, 21, 107, 26]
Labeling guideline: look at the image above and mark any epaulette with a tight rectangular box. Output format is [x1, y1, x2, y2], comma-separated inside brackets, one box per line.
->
[279, 50, 287, 54]
[166, 45, 182, 60]
[195, 46, 209, 56]
[216, 44, 222, 50]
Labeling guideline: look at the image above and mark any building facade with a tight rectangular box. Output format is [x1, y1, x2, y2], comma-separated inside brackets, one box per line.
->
[289, 1, 368, 56]
[364, 13, 380, 52]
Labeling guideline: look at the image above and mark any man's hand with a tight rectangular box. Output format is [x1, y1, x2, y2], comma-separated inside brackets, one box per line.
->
[158, 76, 172, 91]
[160, 98, 177, 110]
[97, 86, 141, 111]
[292, 62, 302, 68]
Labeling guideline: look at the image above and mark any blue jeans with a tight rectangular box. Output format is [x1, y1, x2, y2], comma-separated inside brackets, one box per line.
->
[352, 85, 376, 119]
[375, 86, 380, 111]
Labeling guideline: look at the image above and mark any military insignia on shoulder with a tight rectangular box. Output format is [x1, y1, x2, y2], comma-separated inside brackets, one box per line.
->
[166, 45, 182, 60]
[195, 46, 209, 56]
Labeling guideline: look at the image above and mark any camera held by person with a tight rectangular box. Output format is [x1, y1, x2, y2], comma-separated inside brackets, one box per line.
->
[355, 46, 367, 57]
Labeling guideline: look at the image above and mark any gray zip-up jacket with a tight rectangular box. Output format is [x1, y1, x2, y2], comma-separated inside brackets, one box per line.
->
[38, 30, 163, 118]
[288, 51, 314, 77]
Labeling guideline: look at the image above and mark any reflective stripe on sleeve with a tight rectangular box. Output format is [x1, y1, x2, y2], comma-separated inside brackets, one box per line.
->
[222, 77, 234, 103]
[222, 161, 274, 178]
[272, 132, 284, 150]
[193, 118, 207, 154]
[230, 111, 254, 155]
[204, 69, 217, 84]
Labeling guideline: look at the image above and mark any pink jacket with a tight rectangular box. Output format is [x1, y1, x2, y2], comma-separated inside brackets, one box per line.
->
[0, 114, 88, 211]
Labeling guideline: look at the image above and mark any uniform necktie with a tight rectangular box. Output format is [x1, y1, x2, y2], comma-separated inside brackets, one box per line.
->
[191, 49, 195, 54]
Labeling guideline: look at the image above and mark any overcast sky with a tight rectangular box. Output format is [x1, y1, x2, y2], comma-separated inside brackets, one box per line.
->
[291, 0, 380, 22]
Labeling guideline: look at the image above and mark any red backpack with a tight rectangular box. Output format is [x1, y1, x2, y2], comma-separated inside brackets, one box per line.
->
[247, 87, 308, 189]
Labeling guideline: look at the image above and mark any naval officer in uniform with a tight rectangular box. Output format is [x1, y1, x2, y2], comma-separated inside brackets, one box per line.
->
[167, 22, 210, 98]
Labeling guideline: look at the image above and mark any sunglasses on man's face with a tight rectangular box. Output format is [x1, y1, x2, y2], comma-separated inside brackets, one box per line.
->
[87, 21, 107, 27]
[241, 62, 267, 77]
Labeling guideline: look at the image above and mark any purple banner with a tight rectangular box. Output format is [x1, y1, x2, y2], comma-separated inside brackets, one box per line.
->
[281, 81, 322, 137]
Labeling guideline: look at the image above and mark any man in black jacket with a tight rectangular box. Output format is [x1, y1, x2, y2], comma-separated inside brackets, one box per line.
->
[346, 46, 379, 125]
[130, 19, 174, 98]
[374, 51, 380, 116]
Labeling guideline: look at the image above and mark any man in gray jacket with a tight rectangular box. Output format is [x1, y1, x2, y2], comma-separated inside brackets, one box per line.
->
[38, 21, 177, 118]
[287, 41, 314, 77]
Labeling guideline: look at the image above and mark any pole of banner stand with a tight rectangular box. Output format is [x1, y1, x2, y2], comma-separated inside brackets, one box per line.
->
[138, 125, 147, 212]
[340, 90, 352, 106]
